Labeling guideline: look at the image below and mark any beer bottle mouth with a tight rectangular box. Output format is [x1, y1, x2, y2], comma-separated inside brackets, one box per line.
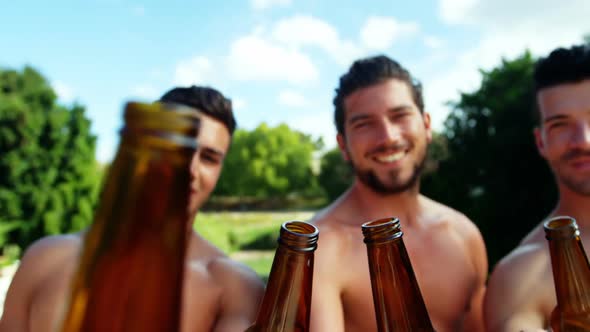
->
[544, 216, 580, 240]
[121, 101, 201, 149]
[362, 217, 403, 244]
[279, 221, 319, 252]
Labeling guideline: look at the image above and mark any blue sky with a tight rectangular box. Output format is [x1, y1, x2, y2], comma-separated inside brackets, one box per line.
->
[1, 0, 588, 162]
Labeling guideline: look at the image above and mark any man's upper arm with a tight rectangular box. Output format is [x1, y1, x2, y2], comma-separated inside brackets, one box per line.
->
[461, 216, 488, 332]
[484, 246, 550, 332]
[212, 260, 265, 332]
[0, 238, 58, 331]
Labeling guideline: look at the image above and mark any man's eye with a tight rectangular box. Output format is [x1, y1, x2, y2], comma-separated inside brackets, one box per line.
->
[202, 154, 219, 164]
[353, 121, 370, 129]
[549, 121, 566, 129]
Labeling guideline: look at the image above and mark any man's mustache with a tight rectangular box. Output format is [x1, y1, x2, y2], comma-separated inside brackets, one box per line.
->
[562, 149, 590, 161]
[366, 143, 410, 156]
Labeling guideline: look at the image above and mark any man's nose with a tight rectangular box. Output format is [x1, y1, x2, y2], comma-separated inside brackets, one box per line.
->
[375, 120, 402, 146]
[569, 121, 590, 149]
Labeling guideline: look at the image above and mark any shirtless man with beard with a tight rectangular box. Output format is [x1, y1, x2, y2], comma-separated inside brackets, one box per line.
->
[310, 55, 488, 332]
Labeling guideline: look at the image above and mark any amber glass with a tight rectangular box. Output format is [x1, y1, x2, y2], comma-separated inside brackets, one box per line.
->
[246, 221, 319, 332]
[362, 217, 435, 332]
[59, 101, 200, 332]
[545, 216, 590, 332]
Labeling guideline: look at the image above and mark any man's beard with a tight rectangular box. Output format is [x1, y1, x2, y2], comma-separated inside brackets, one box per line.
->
[555, 148, 590, 196]
[349, 151, 426, 195]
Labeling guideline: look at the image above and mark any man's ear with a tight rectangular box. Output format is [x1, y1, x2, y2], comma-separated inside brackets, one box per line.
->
[423, 111, 432, 143]
[337, 133, 350, 161]
[534, 126, 547, 159]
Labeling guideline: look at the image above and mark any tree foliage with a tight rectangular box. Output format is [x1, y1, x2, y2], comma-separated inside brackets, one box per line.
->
[214, 123, 322, 199]
[0, 66, 99, 250]
[421, 52, 557, 268]
[318, 147, 353, 201]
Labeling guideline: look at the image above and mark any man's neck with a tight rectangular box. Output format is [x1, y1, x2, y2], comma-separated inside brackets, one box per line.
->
[343, 179, 423, 227]
[552, 185, 590, 228]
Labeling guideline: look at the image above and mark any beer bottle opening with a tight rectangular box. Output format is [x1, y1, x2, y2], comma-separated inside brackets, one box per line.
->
[361, 217, 403, 244]
[278, 221, 319, 252]
[544, 216, 580, 240]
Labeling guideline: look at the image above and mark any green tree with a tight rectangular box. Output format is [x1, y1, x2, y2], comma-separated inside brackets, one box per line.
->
[214, 123, 321, 199]
[421, 52, 557, 269]
[318, 147, 353, 201]
[0, 66, 99, 250]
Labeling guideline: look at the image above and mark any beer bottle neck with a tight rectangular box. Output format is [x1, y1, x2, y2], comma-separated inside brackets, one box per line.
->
[249, 221, 318, 332]
[549, 234, 590, 312]
[362, 217, 435, 332]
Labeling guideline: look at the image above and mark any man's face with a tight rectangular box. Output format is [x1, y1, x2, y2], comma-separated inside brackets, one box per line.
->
[337, 79, 432, 194]
[535, 79, 590, 196]
[187, 114, 231, 217]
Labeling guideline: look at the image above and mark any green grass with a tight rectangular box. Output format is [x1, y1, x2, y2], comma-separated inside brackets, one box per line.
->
[195, 211, 315, 280]
[194, 211, 315, 253]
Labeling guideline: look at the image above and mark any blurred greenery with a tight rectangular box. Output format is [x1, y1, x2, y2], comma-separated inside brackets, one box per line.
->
[0, 66, 99, 253]
[195, 211, 314, 280]
[421, 51, 556, 269]
[214, 123, 324, 199]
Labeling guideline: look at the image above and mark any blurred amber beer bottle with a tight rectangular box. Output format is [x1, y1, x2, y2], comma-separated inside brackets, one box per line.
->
[246, 221, 319, 332]
[59, 101, 200, 332]
[362, 217, 435, 332]
[545, 216, 590, 332]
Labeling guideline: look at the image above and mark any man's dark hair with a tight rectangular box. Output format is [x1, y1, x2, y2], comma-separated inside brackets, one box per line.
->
[333, 55, 424, 135]
[159, 85, 237, 135]
[534, 44, 590, 93]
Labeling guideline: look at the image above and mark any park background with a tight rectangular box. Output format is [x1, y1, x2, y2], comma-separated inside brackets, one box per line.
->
[1, 0, 589, 314]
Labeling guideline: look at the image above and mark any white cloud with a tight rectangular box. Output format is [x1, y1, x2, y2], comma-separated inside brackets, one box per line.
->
[271, 15, 362, 65]
[226, 35, 318, 84]
[132, 5, 145, 17]
[130, 84, 159, 100]
[424, 0, 590, 130]
[54, 81, 75, 103]
[424, 36, 444, 49]
[439, 0, 589, 28]
[251, 0, 291, 10]
[438, 0, 478, 24]
[360, 16, 419, 50]
[288, 109, 337, 149]
[278, 90, 309, 107]
[233, 98, 247, 110]
[173, 56, 214, 86]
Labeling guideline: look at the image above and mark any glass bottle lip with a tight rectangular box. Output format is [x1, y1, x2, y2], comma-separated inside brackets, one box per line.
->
[544, 215, 580, 240]
[121, 101, 201, 149]
[278, 221, 319, 252]
[361, 217, 403, 244]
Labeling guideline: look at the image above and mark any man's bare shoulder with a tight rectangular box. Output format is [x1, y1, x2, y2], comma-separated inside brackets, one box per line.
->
[485, 238, 553, 330]
[19, 233, 82, 273]
[420, 195, 481, 238]
[188, 235, 263, 292]
[207, 256, 263, 289]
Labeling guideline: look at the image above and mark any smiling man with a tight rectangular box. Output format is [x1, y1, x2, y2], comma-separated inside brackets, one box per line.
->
[484, 44, 590, 332]
[309, 55, 488, 332]
[0, 86, 264, 332]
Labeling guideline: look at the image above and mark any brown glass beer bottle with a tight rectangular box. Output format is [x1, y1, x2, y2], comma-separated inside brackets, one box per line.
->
[545, 216, 590, 332]
[59, 101, 200, 332]
[362, 217, 435, 332]
[246, 220, 319, 332]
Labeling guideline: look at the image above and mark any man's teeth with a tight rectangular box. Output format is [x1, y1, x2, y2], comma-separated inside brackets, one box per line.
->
[376, 151, 404, 162]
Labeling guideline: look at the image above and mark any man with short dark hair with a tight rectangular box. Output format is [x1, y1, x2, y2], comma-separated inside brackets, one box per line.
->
[310, 55, 488, 332]
[0, 86, 264, 332]
[484, 44, 590, 332]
